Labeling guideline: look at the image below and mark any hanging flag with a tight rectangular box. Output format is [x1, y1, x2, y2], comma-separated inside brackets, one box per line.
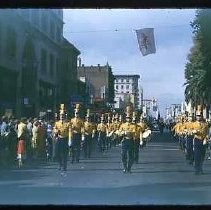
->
[136, 28, 156, 56]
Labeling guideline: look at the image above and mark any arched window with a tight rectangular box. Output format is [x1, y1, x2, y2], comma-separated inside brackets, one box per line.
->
[6, 27, 17, 58]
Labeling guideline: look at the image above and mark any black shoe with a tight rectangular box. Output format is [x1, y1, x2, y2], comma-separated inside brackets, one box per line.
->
[127, 168, 132, 173]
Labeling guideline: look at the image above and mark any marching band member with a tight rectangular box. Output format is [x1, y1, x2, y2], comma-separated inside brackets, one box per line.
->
[117, 114, 124, 145]
[106, 113, 114, 150]
[183, 114, 195, 165]
[97, 114, 107, 153]
[172, 116, 185, 151]
[192, 107, 209, 175]
[132, 111, 141, 164]
[118, 106, 136, 173]
[82, 109, 96, 158]
[70, 104, 84, 163]
[138, 114, 150, 149]
[53, 104, 71, 172]
[112, 113, 121, 147]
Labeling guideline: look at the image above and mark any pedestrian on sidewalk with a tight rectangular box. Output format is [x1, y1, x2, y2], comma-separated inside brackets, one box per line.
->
[17, 137, 26, 168]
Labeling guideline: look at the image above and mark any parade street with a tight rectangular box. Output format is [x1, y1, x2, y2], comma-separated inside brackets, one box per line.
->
[0, 131, 211, 205]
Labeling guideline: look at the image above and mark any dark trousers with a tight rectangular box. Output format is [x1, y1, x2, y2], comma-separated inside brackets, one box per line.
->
[98, 132, 106, 152]
[194, 138, 206, 173]
[134, 140, 140, 163]
[82, 134, 92, 158]
[56, 137, 68, 170]
[179, 136, 186, 152]
[121, 138, 134, 171]
[186, 136, 194, 164]
[106, 136, 112, 149]
[113, 135, 118, 146]
[71, 133, 81, 162]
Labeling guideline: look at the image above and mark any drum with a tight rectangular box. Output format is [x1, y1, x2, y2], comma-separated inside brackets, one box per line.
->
[142, 130, 151, 139]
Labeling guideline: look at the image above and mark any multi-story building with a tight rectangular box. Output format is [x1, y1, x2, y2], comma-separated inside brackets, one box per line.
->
[77, 62, 115, 108]
[0, 9, 79, 117]
[60, 38, 80, 109]
[114, 75, 140, 109]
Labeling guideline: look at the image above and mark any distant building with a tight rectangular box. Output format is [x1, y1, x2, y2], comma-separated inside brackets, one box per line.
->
[77, 62, 115, 108]
[114, 74, 140, 109]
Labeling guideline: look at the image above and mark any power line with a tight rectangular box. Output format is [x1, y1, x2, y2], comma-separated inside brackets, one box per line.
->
[64, 24, 190, 34]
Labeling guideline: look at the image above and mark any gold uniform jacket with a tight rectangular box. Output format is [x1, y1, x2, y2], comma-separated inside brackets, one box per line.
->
[82, 121, 95, 136]
[192, 121, 209, 141]
[118, 122, 136, 140]
[54, 121, 71, 138]
[70, 117, 84, 135]
[97, 123, 107, 133]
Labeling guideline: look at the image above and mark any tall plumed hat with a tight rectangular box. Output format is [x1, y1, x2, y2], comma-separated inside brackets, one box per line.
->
[101, 113, 105, 121]
[59, 104, 65, 115]
[74, 103, 80, 114]
[86, 109, 90, 118]
[132, 111, 137, 120]
[119, 114, 123, 121]
[196, 105, 202, 116]
[125, 105, 132, 118]
[107, 113, 112, 120]
[114, 113, 119, 119]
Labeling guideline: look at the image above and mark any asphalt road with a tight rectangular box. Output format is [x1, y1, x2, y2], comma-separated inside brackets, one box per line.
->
[1, 130, 211, 205]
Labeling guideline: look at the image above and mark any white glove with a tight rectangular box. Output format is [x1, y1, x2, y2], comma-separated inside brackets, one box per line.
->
[68, 138, 72, 147]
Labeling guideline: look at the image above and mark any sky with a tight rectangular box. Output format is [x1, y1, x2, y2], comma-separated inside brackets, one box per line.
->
[63, 9, 196, 116]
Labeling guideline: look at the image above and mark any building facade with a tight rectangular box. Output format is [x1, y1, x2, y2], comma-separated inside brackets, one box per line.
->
[0, 9, 79, 117]
[60, 38, 80, 110]
[77, 62, 115, 108]
[114, 75, 140, 109]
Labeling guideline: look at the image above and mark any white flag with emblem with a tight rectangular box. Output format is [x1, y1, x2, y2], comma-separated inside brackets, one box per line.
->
[136, 28, 156, 56]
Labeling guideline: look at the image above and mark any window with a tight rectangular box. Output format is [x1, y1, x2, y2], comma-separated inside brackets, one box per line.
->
[56, 57, 59, 76]
[49, 53, 54, 77]
[121, 79, 124, 83]
[6, 27, 16, 58]
[116, 85, 118, 89]
[57, 27, 60, 42]
[48, 88, 53, 96]
[41, 49, 47, 74]
[50, 20, 55, 39]
[121, 85, 124, 89]
[126, 85, 129, 89]
[126, 78, 129, 83]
